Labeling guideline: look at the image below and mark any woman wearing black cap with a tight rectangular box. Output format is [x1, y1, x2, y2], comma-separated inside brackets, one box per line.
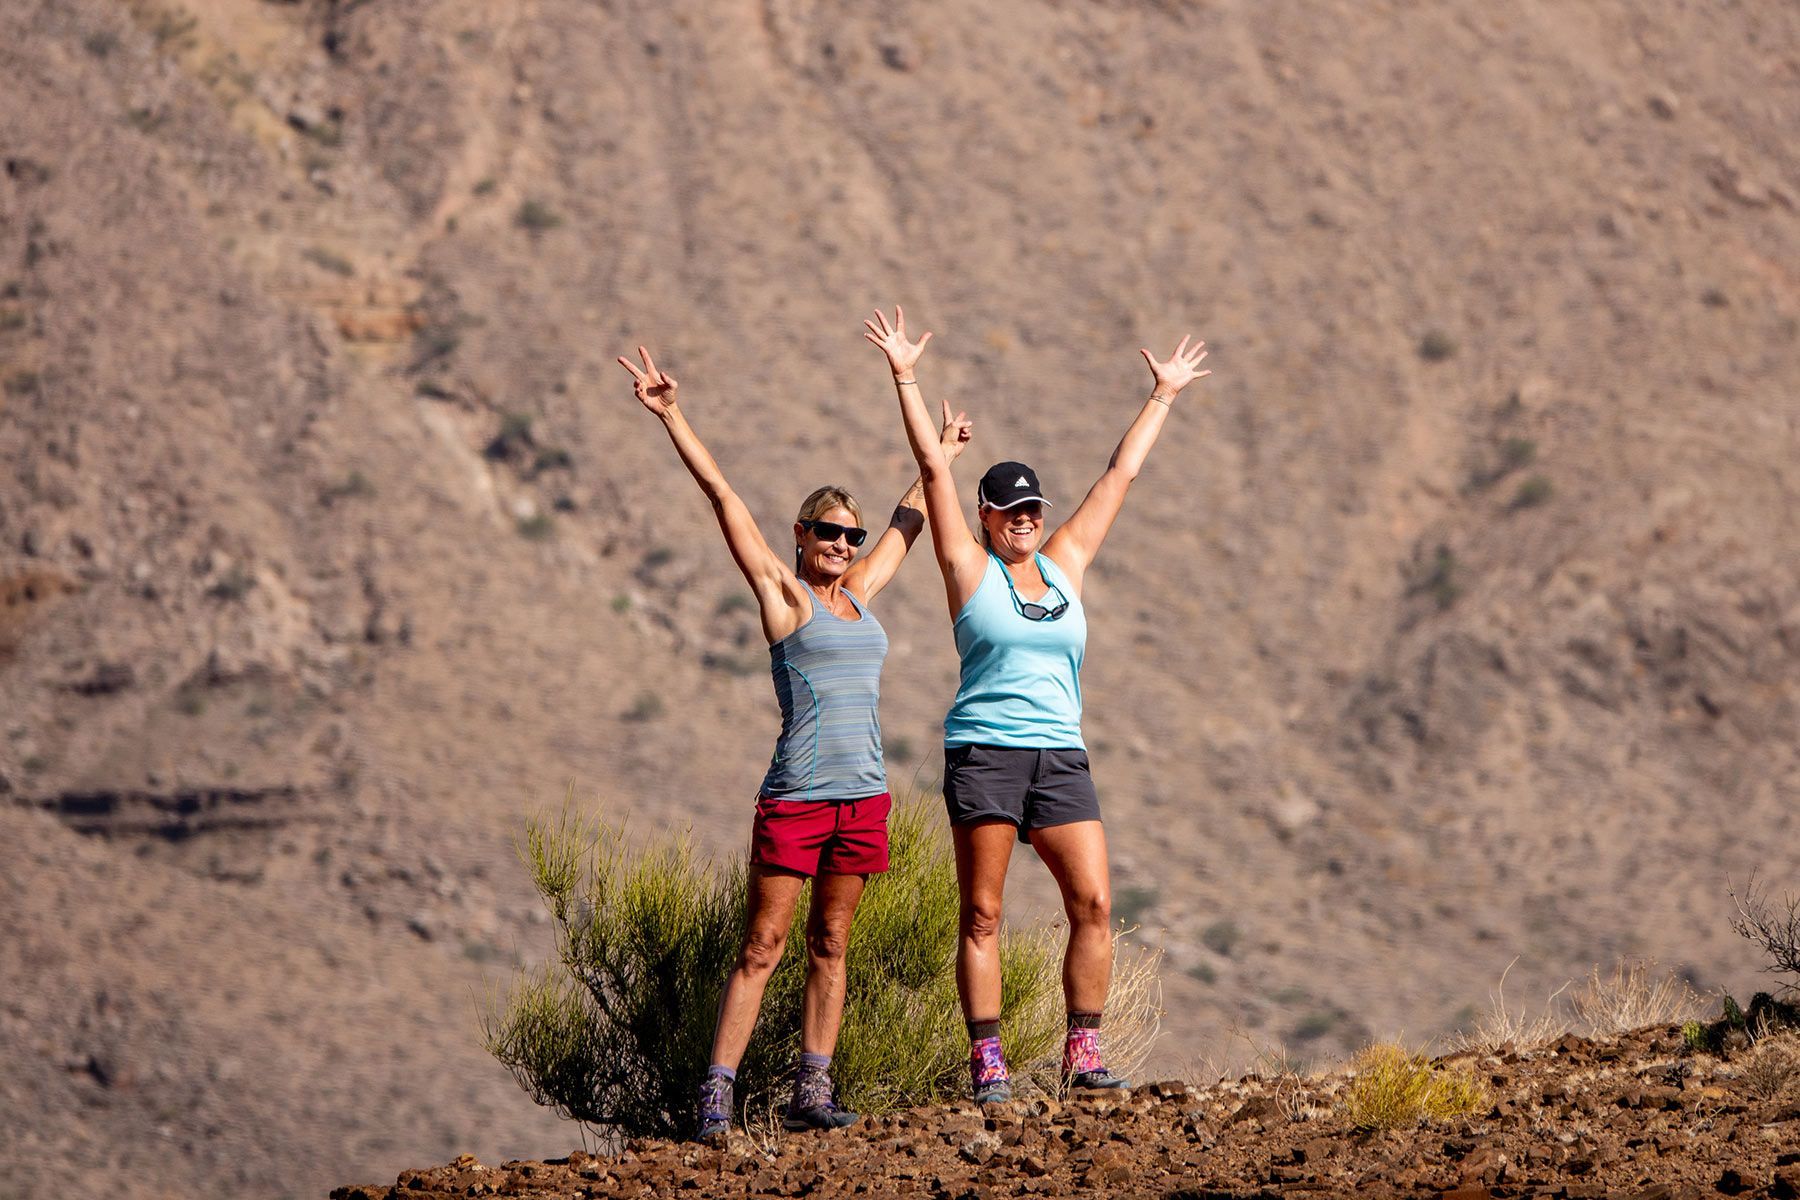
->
[864, 306, 1209, 1102]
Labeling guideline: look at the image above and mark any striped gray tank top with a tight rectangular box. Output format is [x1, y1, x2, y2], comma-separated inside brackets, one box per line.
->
[760, 586, 889, 801]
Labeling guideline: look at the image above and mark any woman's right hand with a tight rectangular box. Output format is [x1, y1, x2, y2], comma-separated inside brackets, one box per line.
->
[617, 345, 679, 416]
[863, 306, 932, 378]
[941, 404, 973, 463]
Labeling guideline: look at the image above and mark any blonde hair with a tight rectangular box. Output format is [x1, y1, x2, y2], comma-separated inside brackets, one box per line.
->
[794, 486, 863, 571]
[796, 486, 862, 528]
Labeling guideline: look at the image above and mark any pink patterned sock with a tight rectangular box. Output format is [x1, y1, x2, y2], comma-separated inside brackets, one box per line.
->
[1063, 1025, 1104, 1076]
[970, 1035, 1009, 1086]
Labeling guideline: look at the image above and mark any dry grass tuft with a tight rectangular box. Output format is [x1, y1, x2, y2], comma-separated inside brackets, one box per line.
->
[1447, 958, 1571, 1054]
[1020, 933, 1163, 1096]
[1341, 1043, 1487, 1130]
[1739, 1031, 1800, 1102]
[1225, 1033, 1337, 1123]
[1099, 938, 1165, 1084]
[1570, 960, 1704, 1037]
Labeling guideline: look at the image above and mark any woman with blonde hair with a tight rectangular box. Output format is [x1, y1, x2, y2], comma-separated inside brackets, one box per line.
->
[619, 345, 971, 1139]
[864, 307, 1209, 1102]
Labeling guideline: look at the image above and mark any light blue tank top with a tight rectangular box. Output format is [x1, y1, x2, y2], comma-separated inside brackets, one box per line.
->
[760, 587, 890, 801]
[944, 552, 1087, 750]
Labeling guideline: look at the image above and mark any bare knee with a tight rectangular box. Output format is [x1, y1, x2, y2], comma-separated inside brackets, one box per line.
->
[962, 898, 1004, 944]
[807, 922, 851, 963]
[1067, 889, 1111, 931]
[737, 927, 787, 976]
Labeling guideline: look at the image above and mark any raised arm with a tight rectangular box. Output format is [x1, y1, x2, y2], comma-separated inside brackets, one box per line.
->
[1043, 337, 1210, 593]
[842, 407, 973, 603]
[617, 346, 805, 643]
[864, 307, 988, 614]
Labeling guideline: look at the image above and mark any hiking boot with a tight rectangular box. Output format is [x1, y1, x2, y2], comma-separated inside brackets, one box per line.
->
[971, 1037, 1012, 1105]
[1064, 1065, 1132, 1091]
[783, 1065, 858, 1131]
[694, 1073, 733, 1143]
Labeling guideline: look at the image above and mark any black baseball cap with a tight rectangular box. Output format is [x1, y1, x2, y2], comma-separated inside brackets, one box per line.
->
[976, 461, 1052, 510]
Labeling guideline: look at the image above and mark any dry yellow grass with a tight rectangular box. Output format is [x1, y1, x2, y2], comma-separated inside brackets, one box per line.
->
[1446, 957, 1571, 1054]
[1570, 960, 1704, 1037]
[1340, 1044, 1487, 1130]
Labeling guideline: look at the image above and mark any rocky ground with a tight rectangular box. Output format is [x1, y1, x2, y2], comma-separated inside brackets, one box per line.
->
[333, 1027, 1800, 1200]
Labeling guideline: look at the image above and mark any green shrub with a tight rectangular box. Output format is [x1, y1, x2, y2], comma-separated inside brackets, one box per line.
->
[302, 246, 355, 277]
[1201, 919, 1241, 957]
[1510, 475, 1553, 511]
[1418, 329, 1458, 362]
[1290, 1010, 1339, 1042]
[1499, 437, 1537, 472]
[319, 471, 375, 505]
[532, 446, 573, 473]
[484, 795, 1131, 1137]
[517, 199, 563, 232]
[487, 412, 535, 461]
[516, 513, 554, 540]
[623, 692, 663, 721]
[1408, 544, 1460, 610]
[1468, 437, 1537, 492]
[205, 567, 256, 601]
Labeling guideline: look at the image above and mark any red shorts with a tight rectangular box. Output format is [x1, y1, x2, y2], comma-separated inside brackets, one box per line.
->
[749, 793, 891, 877]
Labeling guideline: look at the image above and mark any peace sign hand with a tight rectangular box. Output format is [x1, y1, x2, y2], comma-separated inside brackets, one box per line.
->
[863, 306, 933, 378]
[617, 345, 679, 416]
[1140, 336, 1211, 399]
[940, 403, 973, 463]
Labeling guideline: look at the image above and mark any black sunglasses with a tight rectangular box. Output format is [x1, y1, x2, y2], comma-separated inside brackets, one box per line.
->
[801, 519, 868, 548]
[1014, 589, 1069, 621]
[997, 558, 1069, 621]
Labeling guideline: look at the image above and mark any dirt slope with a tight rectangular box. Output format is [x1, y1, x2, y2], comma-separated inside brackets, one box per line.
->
[2, 0, 1798, 1196]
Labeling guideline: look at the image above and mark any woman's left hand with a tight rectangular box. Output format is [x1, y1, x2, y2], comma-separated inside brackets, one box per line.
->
[1140, 336, 1211, 398]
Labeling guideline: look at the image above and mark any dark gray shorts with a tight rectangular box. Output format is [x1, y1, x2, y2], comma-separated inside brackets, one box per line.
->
[942, 744, 1101, 842]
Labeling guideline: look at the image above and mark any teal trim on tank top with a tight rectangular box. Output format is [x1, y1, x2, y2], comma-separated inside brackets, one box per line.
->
[944, 551, 1087, 750]
[761, 585, 890, 801]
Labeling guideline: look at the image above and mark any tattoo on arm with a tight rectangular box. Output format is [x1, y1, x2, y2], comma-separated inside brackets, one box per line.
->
[895, 479, 927, 518]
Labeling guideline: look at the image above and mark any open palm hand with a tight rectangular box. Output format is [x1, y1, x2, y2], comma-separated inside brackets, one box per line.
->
[1140, 336, 1211, 398]
[864, 306, 932, 378]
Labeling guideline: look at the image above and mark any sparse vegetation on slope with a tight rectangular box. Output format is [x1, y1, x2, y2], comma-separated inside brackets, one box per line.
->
[485, 794, 1160, 1137]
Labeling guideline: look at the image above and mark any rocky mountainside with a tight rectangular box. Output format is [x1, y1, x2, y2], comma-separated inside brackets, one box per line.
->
[2, 0, 1798, 1196]
[330, 1026, 1800, 1199]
